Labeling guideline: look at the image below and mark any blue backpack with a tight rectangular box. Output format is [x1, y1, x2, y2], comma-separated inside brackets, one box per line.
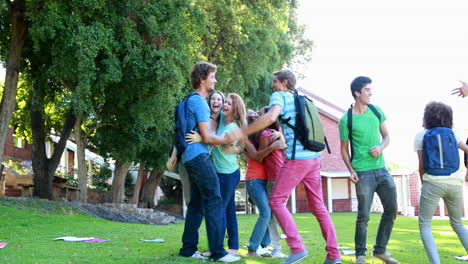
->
[422, 127, 459, 176]
[173, 93, 199, 159]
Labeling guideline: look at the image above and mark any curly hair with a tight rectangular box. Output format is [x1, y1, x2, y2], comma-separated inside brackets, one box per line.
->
[423, 101, 453, 129]
[190, 61, 217, 89]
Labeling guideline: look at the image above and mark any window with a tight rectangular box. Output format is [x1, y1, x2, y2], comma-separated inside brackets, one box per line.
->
[13, 136, 23, 148]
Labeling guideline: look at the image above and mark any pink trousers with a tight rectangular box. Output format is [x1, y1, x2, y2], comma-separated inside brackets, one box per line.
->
[269, 157, 341, 259]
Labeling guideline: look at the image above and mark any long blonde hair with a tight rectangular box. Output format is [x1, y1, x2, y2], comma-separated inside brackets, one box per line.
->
[227, 93, 247, 129]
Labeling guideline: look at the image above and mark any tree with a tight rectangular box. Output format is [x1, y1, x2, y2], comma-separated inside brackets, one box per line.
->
[0, 0, 28, 167]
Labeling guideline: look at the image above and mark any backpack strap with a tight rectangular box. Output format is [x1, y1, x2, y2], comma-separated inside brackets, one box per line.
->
[347, 104, 382, 161]
[347, 106, 354, 161]
[465, 137, 468, 168]
[367, 104, 382, 121]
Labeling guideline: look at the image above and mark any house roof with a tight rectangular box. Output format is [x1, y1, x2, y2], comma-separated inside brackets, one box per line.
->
[296, 87, 346, 122]
[49, 135, 114, 171]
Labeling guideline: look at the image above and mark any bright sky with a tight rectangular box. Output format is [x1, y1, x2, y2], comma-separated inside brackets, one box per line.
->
[297, 0, 468, 170]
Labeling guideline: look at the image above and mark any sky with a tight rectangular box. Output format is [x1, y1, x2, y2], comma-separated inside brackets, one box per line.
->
[296, 0, 468, 170]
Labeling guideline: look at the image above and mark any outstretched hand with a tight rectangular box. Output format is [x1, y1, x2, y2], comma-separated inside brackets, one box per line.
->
[451, 80, 468, 98]
[185, 130, 202, 144]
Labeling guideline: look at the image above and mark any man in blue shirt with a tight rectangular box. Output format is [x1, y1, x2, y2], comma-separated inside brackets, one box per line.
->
[178, 62, 240, 263]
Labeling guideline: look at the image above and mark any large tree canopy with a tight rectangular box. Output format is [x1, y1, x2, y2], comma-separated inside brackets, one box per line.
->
[1, 0, 311, 201]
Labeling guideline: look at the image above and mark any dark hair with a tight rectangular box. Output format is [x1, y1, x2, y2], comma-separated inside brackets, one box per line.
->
[247, 109, 260, 149]
[423, 101, 453, 129]
[273, 69, 296, 90]
[191, 61, 217, 89]
[350, 76, 372, 99]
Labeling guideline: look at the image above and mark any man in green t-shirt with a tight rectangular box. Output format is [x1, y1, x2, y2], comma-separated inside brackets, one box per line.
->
[338, 76, 398, 264]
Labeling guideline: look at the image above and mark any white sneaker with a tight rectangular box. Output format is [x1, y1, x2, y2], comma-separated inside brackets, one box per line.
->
[217, 253, 241, 262]
[272, 250, 287, 258]
[257, 247, 272, 257]
[192, 251, 208, 260]
[280, 234, 287, 239]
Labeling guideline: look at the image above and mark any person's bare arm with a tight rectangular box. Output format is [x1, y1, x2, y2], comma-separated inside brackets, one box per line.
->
[340, 140, 359, 183]
[417, 150, 425, 182]
[198, 121, 232, 145]
[369, 121, 390, 157]
[459, 140, 468, 153]
[244, 140, 286, 162]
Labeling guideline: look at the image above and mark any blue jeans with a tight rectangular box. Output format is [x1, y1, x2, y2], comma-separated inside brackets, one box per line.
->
[218, 169, 241, 250]
[246, 178, 271, 251]
[179, 153, 227, 260]
[419, 182, 468, 264]
[355, 168, 397, 256]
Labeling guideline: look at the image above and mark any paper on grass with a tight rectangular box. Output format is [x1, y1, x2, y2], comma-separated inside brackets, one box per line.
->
[341, 250, 355, 256]
[455, 255, 468, 261]
[142, 238, 165, 243]
[53, 236, 109, 242]
[53, 236, 95, 242]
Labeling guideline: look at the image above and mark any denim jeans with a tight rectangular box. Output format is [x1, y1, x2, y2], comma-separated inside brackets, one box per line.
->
[246, 178, 271, 251]
[267, 180, 282, 252]
[179, 153, 227, 260]
[218, 169, 241, 250]
[355, 168, 397, 256]
[419, 182, 468, 264]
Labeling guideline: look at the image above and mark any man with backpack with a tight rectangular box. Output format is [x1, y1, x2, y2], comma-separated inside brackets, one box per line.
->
[177, 61, 240, 263]
[338, 76, 398, 264]
[231, 69, 342, 264]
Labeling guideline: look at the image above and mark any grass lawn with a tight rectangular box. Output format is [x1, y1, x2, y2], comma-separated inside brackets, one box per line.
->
[0, 198, 466, 264]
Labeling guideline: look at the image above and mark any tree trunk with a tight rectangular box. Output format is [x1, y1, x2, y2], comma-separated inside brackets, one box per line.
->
[130, 163, 146, 205]
[31, 82, 77, 199]
[140, 169, 164, 208]
[0, 0, 28, 166]
[0, 166, 5, 197]
[110, 160, 131, 203]
[75, 116, 87, 202]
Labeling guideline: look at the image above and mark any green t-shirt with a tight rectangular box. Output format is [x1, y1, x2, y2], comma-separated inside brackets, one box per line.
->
[338, 105, 387, 172]
[212, 119, 239, 174]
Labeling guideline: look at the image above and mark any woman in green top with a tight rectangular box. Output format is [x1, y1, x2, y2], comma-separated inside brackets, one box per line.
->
[211, 93, 246, 256]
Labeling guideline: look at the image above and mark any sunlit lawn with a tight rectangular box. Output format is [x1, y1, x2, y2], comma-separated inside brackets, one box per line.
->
[0, 198, 466, 264]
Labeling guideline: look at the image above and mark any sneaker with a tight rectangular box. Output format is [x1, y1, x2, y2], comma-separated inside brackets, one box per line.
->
[279, 250, 309, 264]
[257, 247, 272, 257]
[272, 249, 287, 258]
[323, 258, 342, 264]
[372, 252, 399, 264]
[216, 253, 241, 263]
[355, 255, 365, 264]
[192, 251, 208, 260]
[227, 249, 239, 256]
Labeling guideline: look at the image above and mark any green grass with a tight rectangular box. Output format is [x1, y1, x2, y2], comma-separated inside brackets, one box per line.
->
[0, 198, 466, 264]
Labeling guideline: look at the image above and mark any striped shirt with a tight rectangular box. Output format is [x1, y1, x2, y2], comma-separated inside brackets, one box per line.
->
[269, 91, 321, 160]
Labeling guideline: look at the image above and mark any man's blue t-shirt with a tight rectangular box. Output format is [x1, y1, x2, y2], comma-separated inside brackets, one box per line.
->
[182, 93, 211, 163]
[268, 91, 321, 160]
